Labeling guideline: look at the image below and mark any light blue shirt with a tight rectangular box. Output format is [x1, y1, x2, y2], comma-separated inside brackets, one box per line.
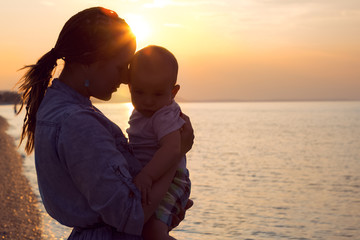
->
[35, 79, 144, 238]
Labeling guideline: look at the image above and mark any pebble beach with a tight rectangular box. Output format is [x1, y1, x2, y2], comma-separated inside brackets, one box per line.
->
[0, 115, 42, 239]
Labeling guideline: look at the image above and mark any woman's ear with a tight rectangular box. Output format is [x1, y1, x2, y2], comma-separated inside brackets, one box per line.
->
[172, 84, 180, 98]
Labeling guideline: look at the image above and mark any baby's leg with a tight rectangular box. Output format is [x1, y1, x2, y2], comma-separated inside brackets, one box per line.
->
[142, 215, 175, 240]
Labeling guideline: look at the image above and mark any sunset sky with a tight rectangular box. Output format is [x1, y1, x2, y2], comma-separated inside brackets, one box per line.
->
[0, 0, 359, 101]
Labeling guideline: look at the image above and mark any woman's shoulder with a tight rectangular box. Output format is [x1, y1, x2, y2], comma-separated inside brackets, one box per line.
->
[38, 97, 93, 122]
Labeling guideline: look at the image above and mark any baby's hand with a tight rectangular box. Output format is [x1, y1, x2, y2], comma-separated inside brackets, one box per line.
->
[134, 171, 152, 205]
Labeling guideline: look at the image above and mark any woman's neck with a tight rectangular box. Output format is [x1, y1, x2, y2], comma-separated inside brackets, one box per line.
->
[58, 64, 90, 99]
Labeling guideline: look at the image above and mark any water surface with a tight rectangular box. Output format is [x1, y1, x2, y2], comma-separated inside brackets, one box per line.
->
[1, 101, 359, 239]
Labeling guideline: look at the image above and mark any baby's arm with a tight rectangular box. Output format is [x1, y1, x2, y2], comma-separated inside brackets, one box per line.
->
[134, 129, 182, 204]
[144, 129, 182, 180]
[140, 113, 194, 222]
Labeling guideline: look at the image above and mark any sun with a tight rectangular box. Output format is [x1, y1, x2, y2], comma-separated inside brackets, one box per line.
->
[125, 14, 151, 44]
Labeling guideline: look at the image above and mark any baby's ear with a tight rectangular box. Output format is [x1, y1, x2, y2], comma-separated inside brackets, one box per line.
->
[172, 84, 180, 98]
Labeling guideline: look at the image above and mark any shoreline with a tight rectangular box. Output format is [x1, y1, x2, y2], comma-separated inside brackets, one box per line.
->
[0, 116, 42, 239]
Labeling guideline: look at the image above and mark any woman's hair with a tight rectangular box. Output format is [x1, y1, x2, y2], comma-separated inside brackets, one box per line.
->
[17, 7, 135, 154]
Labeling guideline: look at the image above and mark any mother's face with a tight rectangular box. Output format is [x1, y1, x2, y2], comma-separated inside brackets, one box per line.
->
[86, 43, 136, 101]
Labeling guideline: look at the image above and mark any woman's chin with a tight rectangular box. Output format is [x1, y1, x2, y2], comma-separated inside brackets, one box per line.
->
[94, 94, 112, 102]
[103, 95, 112, 101]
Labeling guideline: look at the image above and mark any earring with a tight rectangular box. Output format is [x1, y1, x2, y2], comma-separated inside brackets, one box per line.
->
[84, 79, 90, 87]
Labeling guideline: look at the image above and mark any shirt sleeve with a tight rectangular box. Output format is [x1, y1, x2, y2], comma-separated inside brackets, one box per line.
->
[57, 110, 144, 235]
[152, 102, 185, 141]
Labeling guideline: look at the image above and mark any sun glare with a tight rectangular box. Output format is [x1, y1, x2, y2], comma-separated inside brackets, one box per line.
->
[125, 14, 151, 44]
[125, 102, 134, 118]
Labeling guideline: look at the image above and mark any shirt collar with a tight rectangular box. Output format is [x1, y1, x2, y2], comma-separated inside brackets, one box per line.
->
[51, 78, 92, 107]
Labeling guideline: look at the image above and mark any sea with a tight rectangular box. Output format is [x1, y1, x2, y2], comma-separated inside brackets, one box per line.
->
[0, 101, 360, 240]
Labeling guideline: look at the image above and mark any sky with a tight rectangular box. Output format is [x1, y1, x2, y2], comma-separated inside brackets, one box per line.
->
[0, 0, 359, 102]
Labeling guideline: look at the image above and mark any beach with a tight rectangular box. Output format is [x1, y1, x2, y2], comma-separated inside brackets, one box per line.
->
[0, 115, 42, 239]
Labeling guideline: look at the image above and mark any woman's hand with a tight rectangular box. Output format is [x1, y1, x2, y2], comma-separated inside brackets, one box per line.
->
[134, 171, 152, 205]
[180, 113, 194, 155]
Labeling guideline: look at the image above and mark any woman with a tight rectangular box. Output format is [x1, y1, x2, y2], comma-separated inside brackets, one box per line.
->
[17, 7, 194, 239]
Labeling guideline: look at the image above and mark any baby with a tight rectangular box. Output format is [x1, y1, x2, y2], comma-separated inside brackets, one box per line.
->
[127, 45, 191, 240]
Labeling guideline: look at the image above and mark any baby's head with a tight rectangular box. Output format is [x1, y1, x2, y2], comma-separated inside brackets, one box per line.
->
[129, 45, 180, 117]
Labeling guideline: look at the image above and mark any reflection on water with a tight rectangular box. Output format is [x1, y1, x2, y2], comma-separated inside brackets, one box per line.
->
[1, 101, 360, 239]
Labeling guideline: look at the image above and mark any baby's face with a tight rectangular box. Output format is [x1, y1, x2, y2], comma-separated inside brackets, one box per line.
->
[129, 66, 177, 117]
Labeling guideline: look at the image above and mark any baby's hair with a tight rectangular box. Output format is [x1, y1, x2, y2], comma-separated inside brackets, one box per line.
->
[129, 45, 178, 85]
[17, 7, 135, 154]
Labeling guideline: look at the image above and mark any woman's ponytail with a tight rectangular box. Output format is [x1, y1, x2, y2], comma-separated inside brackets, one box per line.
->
[17, 48, 58, 154]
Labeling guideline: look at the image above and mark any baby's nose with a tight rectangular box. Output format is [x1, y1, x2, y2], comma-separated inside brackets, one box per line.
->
[144, 97, 155, 107]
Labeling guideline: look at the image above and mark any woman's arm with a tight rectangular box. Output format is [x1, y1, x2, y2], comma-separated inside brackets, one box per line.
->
[58, 111, 145, 235]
